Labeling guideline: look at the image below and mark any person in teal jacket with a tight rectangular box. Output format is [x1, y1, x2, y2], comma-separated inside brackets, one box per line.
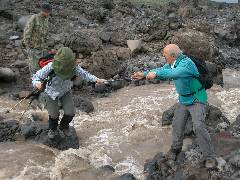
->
[132, 44, 217, 169]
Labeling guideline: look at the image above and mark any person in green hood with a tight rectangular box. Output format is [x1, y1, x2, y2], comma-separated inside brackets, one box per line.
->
[132, 44, 217, 169]
[32, 47, 106, 139]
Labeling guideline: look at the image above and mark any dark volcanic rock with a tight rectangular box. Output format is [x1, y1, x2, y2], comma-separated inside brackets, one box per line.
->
[73, 96, 94, 113]
[116, 173, 137, 180]
[172, 29, 218, 63]
[65, 31, 102, 56]
[161, 103, 230, 134]
[87, 49, 127, 79]
[0, 119, 20, 142]
[21, 121, 79, 150]
[228, 114, 240, 137]
[0, 67, 17, 82]
[211, 132, 240, 156]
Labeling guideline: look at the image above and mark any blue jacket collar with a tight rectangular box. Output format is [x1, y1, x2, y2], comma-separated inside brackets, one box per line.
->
[173, 54, 187, 68]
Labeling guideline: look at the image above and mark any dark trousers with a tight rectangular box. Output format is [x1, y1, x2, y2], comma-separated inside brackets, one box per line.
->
[44, 91, 75, 130]
[171, 102, 215, 159]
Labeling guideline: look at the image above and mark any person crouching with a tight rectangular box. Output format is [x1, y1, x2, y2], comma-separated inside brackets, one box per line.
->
[32, 47, 106, 139]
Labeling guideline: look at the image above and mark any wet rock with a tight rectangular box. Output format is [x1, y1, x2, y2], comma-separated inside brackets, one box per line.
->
[73, 96, 94, 113]
[229, 151, 240, 168]
[161, 104, 176, 126]
[161, 103, 229, 133]
[172, 29, 217, 62]
[65, 31, 102, 56]
[206, 61, 223, 85]
[73, 76, 84, 88]
[228, 114, 240, 137]
[181, 167, 209, 180]
[99, 165, 115, 172]
[21, 121, 79, 150]
[108, 79, 126, 91]
[94, 83, 109, 94]
[127, 40, 142, 54]
[17, 15, 31, 31]
[116, 173, 137, 180]
[0, 119, 20, 142]
[0, 67, 17, 82]
[223, 68, 240, 88]
[211, 132, 240, 156]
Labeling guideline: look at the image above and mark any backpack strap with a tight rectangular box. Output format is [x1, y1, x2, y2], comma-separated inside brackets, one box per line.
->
[41, 70, 56, 90]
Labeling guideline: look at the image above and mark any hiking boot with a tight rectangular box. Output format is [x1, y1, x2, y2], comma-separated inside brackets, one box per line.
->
[205, 158, 217, 169]
[166, 148, 181, 161]
[48, 129, 57, 139]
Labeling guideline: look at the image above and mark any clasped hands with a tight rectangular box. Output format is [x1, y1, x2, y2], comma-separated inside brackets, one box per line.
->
[131, 71, 156, 80]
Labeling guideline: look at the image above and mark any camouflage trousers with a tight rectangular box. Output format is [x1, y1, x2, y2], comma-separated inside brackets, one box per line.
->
[26, 48, 48, 75]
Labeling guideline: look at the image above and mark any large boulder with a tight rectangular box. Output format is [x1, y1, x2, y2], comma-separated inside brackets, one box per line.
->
[206, 61, 223, 85]
[144, 17, 169, 42]
[17, 15, 31, 31]
[65, 31, 102, 56]
[222, 68, 240, 88]
[21, 121, 79, 150]
[228, 114, 240, 137]
[172, 29, 218, 62]
[0, 119, 20, 142]
[161, 103, 229, 134]
[86, 48, 130, 79]
[0, 67, 17, 82]
[127, 40, 142, 54]
[73, 96, 94, 113]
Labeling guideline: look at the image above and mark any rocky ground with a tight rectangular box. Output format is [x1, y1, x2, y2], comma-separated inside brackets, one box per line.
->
[0, 0, 240, 179]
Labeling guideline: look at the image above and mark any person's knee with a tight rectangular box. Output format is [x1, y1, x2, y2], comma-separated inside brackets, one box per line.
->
[193, 121, 206, 132]
[64, 108, 75, 117]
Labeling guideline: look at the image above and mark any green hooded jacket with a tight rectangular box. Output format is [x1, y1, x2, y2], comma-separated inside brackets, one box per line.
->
[52, 47, 75, 80]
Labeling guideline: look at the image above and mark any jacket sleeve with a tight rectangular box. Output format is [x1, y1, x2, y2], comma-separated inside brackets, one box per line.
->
[23, 15, 35, 46]
[152, 61, 199, 79]
[32, 63, 53, 87]
[143, 64, 171, 77]
[75, 65, 98, 82]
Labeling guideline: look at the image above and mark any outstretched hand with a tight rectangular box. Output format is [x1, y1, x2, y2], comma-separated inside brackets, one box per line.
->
[96, 79, 107, 84]
[146, 72, 156, 80]
[131, 72, 144, 80]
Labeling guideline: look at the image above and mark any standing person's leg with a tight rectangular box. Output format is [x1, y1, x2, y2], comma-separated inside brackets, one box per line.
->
[167, 103, 189, 160]
[26, 48, 37, 76]
[59, 91, 75, 136]
[44, 93, 60, 138]
[188, 102, 216, 167]
[27, 48, 46, 76]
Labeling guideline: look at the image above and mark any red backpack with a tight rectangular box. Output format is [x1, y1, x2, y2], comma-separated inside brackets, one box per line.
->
[38, 50, 56, 68]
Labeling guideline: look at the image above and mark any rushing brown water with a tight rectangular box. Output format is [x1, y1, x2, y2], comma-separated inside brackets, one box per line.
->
[0, 83, 240, 179]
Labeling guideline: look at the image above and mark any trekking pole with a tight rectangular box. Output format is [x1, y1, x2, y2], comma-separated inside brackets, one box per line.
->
[7, 96, 28, 113]
[6, 89, 39, 113]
